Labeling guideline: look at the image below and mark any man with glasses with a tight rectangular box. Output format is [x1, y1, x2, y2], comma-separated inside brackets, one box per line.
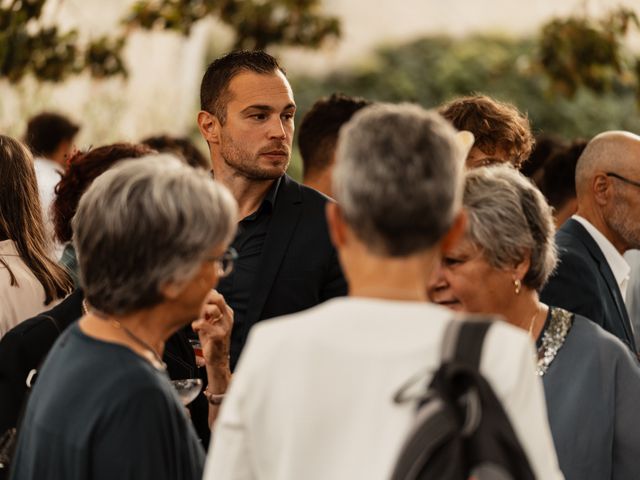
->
[197, 51, 347, 370]
[541, 131, 640, 354]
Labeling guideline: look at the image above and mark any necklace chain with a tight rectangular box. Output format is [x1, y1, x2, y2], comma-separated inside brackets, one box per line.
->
[526, 304, 542, 337]
[82, 299, 165, 371]
[109, 319, 166, 371]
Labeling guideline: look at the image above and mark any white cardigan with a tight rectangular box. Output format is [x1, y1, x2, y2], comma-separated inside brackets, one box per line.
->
[0, 239, 49, 338]
[204, 297, 564, 480]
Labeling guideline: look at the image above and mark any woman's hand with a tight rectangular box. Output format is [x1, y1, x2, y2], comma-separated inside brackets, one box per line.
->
[191, 289, 233, 368]
[192, 290, 233, 426]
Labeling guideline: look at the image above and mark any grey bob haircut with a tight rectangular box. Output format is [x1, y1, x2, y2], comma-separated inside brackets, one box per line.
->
[333, 103, 464, 256]
[73, 154, 238, 316]
[463, 165, 557, 290]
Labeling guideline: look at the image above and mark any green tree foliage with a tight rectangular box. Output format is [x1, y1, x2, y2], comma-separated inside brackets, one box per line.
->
[125, 0, 340, 50]
[291, 34, 640, 140]
[0, 0, 127, 83]
[539, 7, 639, 100]
[0, 0, 339, 83]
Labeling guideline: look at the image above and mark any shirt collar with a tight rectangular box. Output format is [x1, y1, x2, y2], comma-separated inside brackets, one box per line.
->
[263, 176, 282, 210]
[35, 156, 64, 174]
[572, 215, 631, 291]
[240, 176, 282, 222]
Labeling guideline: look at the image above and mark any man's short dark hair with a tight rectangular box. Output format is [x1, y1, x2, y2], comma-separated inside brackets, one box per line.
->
[25, 112, 79, 157]
[539, 140, 588, 211]
[521, 133, 566, 179]
[299, 93, 371, 180]
[200, 50, 286, 125]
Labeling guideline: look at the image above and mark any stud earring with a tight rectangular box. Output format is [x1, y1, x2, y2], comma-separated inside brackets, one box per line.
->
[514, 279, 521, 295]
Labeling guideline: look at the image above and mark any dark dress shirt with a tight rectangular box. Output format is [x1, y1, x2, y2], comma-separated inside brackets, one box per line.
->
[218, 175, 347, 370]
[216, 178, 280, 341]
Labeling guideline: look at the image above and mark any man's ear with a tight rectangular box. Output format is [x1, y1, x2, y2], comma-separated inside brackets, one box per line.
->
[197, 111, 221, 145]
[441, 210, 467, 254]
[326, 202, 347, 249]
[593, 173, 611, 206]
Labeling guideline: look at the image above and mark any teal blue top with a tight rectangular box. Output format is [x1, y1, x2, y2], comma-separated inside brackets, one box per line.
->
[59, 243, 79, 288]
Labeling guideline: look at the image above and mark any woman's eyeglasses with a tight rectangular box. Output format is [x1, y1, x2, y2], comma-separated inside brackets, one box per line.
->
[208, 248, 238, 278]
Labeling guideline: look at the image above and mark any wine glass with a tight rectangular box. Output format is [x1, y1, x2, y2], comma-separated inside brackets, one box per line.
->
[171, 378, 203, 405]
[188, 338, 205, 367]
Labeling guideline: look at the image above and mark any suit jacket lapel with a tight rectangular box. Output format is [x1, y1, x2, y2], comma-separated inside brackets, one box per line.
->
[564, 219, 635, 346]
[243, 175, 302, 329]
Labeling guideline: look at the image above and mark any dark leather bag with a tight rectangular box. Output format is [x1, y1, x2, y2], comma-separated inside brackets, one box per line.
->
[390, 319, 536, 480]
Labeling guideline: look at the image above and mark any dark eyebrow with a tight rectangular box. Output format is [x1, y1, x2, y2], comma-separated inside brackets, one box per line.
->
[241, 105, 273, 114]
[240, 103, 296, 114]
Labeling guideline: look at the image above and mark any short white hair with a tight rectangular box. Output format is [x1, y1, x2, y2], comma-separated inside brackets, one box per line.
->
[333, 103, 464, 256]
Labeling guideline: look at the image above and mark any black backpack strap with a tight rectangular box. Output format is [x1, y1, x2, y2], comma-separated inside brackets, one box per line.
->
[392, 317, 536, 480]
[441, 318, 493, 367]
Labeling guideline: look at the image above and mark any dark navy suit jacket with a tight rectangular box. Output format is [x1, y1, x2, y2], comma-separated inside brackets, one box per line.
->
[540, 218, 637, 353]
[229, 175, 347, 370]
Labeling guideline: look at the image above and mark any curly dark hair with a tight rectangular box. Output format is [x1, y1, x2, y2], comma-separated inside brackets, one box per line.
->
[141, 134, 210, 170]
[53, 143, 154, 244]
[439, 95, 534, 169]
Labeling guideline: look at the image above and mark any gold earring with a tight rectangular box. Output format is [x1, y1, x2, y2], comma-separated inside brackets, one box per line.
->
[514, 279, 521, 295]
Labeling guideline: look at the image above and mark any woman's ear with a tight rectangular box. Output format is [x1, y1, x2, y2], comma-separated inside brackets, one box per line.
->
[160, 282, 182, 300]
[513, 250, 532, 283]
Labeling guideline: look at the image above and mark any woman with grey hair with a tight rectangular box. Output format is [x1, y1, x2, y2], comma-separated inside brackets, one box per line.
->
[429, 164, 640, 480]
[204, 104, 563, 480]
[10, 155, 238, 480]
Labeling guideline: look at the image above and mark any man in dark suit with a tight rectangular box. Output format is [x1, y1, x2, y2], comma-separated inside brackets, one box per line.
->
[541, 131, 640, 354]
[197, 51, 347, 369]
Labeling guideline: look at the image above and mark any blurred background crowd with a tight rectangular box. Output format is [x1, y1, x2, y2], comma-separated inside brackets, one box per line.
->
[2, 1, 640, 479]
[2, 0, 640, 179]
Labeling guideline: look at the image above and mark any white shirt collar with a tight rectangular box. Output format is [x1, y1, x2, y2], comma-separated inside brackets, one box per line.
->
[34, 156, 64, 175]
[572, 215, 631, 297]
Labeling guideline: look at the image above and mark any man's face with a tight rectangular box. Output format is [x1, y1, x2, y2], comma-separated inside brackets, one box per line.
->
[466, 146, 509, 169]
[603, 168, 640, 251]
[218, 70, 295, 180]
